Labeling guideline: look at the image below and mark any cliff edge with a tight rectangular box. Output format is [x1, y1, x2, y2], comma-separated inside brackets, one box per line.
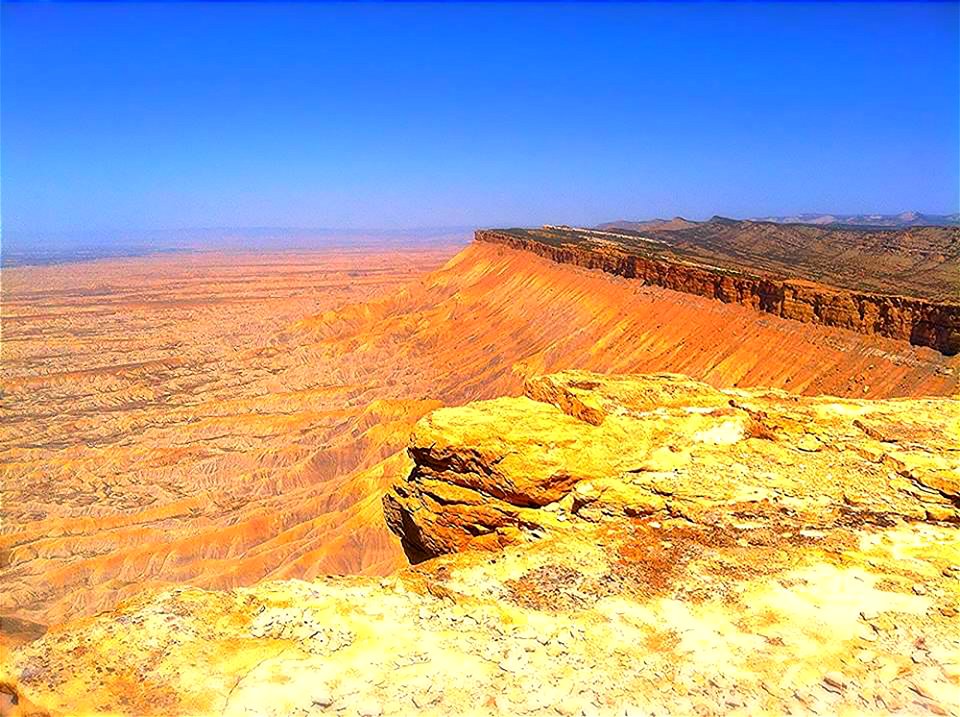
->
[475, 225, 960, 355]
[5, 372, 958, 716]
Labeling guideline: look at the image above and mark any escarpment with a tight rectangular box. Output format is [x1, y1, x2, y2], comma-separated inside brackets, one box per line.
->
[476, 226, 960, 355]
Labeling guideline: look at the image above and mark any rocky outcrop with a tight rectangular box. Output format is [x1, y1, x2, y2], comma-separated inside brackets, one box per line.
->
[385, 371, 960, 561]
[475, 229, 960, 355]
[6, 372, 959, 717]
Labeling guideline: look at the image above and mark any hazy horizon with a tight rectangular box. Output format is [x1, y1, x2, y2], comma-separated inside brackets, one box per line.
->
[0, 225, 475, 267]
[5, 206, 958, 266]
[7, 206, 959, 265]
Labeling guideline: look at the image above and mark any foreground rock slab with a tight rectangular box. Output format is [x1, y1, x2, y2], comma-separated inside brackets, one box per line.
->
[4, 372, 959, 716]
[385, 371, 959, 559]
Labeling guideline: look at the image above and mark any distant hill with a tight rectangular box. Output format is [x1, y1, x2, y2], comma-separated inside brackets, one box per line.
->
[589, 215, 959, 302]
[596, 217, 699, 232]
[749, 211, 960, 227]
[600, 212, 959, 231]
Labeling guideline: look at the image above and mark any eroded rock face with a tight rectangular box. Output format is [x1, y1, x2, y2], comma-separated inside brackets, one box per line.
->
[4, 372, 959, 717]
[476, 229, 960, 355]
[385, 370, 959, 560]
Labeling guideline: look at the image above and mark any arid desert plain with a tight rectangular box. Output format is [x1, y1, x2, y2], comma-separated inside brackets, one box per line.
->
[2, 227, 959, 716]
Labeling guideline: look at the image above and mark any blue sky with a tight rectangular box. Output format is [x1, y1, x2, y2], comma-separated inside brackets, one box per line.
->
[3, 1, 958, 234]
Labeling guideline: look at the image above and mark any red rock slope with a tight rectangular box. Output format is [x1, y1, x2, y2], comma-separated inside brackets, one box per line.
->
[476, 224, 960, 354]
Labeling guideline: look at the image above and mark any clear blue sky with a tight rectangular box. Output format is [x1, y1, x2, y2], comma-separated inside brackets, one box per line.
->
[3, 1, 958, 233]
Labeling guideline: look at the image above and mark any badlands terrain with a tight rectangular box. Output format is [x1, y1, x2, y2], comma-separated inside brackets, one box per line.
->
[1, 226, 959, 715]
[4, 371, 959, 716]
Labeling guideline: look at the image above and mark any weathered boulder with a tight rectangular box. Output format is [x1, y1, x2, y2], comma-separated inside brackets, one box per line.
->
[386, 371, 960, 559]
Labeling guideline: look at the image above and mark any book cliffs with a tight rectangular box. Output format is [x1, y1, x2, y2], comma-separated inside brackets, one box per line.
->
[476, 227, 960, 355]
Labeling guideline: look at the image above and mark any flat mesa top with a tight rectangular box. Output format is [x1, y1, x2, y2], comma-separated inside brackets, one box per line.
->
[491, 218, 959, 303]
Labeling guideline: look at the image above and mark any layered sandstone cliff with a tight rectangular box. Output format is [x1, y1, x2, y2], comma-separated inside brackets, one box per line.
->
[475, 228, 960, 355]
[6, 372, 958, 717]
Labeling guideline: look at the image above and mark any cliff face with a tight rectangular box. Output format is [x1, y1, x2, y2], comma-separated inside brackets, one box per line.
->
[7, 372, 959, 717]
[475, 229, 960, 355]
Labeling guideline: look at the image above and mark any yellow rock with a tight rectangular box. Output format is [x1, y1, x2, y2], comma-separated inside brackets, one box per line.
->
[386, 371, 960, 559]
[5, 371, 960, 717]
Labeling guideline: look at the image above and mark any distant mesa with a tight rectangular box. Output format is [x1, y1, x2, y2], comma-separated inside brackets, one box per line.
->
[744, 211, 960, 228]
[476, 216, 960, 354]
[601, 211, 960, 230]
[595, 216, 700, 232]
[596, 211, 960, 231]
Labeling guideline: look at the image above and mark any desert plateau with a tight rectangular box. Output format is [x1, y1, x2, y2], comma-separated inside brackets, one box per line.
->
[2, 223, 960, 716]
[3, 2, 959, 715]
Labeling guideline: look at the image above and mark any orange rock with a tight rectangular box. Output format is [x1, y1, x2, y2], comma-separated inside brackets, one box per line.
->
[3, 242, 957, 629]
[476, 226, 960, 354]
